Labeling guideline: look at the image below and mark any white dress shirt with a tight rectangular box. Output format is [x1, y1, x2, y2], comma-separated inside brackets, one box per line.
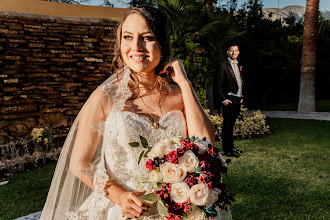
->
[228, 58, 243, 97]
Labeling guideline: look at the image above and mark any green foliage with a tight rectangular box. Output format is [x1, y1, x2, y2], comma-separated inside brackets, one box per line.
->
[205, 106, 270, 140]
[228, 0, 306, 107]
[157, 0, 240, 105]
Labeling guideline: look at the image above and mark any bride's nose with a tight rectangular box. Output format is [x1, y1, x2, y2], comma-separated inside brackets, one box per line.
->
[132, 36, 144, 51]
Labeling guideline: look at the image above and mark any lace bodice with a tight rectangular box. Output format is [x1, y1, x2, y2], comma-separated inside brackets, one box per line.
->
[100, 110, 186, 219]
[104, 110, 186, 192]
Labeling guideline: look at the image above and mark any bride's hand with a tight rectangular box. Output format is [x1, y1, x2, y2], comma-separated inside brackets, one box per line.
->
[119, 191, 149, 218]
[160, 57, 190, 86]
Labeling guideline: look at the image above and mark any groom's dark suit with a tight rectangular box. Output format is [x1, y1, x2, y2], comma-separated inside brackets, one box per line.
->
[216, 59, 243, 154]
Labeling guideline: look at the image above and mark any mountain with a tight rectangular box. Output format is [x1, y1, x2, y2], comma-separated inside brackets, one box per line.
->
[263, 5, 330, 23]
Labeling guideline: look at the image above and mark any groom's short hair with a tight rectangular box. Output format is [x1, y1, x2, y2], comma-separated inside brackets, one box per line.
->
[227, 43, 239, 51]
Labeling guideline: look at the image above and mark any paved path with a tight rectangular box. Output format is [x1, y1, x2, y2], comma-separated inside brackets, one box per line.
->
[14, 111, 330, 220]
[261, 111, 330, 121]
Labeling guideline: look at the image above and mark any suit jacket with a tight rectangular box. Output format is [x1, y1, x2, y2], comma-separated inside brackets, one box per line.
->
[216, 60, 243, 104]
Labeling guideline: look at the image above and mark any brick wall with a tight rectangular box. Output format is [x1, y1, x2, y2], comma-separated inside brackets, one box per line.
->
[0, 11, 119, 144]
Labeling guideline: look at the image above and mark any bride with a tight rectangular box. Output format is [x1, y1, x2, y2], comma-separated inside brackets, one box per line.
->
[40, 6, 231, 220]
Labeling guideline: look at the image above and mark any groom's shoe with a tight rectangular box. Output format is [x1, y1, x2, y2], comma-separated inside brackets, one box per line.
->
[224, 152, 240, 158]
[233, 148, 243, 154]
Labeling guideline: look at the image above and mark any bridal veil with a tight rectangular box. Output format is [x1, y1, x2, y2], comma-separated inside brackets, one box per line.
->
[40, 66, 132, 219]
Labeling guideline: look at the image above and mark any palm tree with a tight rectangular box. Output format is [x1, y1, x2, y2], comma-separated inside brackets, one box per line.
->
[297, 0, 319, 112]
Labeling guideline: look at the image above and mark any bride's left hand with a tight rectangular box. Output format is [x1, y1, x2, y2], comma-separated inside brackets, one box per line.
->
[160, 57, 190, 86]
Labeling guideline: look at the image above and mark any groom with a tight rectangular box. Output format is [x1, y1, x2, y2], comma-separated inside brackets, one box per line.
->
[216, 43, 244, 158]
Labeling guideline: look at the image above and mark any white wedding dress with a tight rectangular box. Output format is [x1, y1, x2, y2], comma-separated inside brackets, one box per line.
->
[78, 110, 231, 220]
[41, 67, 232, 220]
[103, 110, 187, 219]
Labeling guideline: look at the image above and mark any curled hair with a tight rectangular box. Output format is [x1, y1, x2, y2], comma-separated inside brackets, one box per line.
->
[112, 6, 171, 98]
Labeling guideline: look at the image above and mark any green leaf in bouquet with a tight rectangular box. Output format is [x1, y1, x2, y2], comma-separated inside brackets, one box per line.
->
[195, 166, 202, 173]
[140, 136, 149, 148]
[202, 136, 206, 141]
[191, 136, 196, 142]
[143, 147, 152, 157]
[157, 201, 169, 217]
[129, 142, 140, 147]
[139, 193, 159, 202]
[138, 151, 144, 165]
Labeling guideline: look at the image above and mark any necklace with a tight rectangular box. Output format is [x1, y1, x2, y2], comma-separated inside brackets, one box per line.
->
[139, 92, 163, 129]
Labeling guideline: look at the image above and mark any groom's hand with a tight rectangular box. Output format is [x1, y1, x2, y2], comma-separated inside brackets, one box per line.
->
[223, 99, 232, 106]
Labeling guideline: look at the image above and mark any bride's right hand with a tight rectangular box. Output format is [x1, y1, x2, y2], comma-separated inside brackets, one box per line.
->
[119, 191, 150, 218]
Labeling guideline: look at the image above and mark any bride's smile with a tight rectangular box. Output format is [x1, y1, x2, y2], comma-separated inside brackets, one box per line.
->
[120, 13, 161, 76]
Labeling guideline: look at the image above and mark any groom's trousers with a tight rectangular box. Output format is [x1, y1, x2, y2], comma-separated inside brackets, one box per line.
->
[221, 95, 241, 154]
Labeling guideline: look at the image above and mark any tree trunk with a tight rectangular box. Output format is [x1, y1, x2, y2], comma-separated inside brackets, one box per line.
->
[298, 0, 319, 112]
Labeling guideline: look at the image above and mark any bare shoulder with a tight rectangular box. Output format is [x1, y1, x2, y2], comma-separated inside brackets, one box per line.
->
[164, 84, 184, 111]
[87, 87, 114, 115]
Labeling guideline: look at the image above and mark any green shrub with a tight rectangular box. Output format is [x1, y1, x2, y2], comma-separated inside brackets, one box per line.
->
[205, 106, 270, 140]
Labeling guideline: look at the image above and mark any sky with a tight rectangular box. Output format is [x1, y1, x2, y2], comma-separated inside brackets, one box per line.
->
[88, 0, 329, 11]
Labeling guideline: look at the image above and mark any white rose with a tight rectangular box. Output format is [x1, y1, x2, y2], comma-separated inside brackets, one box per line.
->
[194, 138, 210, 155]
[147, 139, 171, 159]
[170, 182, 190, 203]
[164, 143, 182, 155]
[149, 170, 162, 183]
[159, 162, 187, 183]
[186, 207, 205, 220]
[178, 150, 199, 173]
[171, 136, 185, 144]
[189, 183, 210, 206]
[205, 188, 221, 207]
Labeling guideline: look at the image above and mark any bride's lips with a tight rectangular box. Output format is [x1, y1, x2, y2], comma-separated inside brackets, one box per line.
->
[130, 54, 149, 62]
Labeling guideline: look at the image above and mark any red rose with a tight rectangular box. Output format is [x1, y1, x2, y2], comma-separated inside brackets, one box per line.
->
[146, 159, 156, 171]
[180, 139, 199, 153]
[180, 201, 191, 213]
[197, 154, 208, 161]
[198, 174, 210, 183]
[200, 160, 211, 171]
[166, 150, 179, 164]
[184, 173, 197, 187]
[177, 148, 185, 157]
[166, 213, 182, 220]
[207, 145, 218, 157]
[180, 138, 191, 147]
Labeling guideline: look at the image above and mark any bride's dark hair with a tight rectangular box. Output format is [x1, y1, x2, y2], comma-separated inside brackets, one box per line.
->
[112, 5, 171, 97]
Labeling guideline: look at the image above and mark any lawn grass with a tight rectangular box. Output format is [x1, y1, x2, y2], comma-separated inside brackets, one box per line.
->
[0, 162, 56, 220]
[218, 118, 330, 220]
[0, 118, 329, 219]
[261, 99, 330, 112]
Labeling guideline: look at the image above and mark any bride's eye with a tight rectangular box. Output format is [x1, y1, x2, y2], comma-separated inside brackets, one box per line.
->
[142, 35, 155, 41]
[123, 35, 133, 40]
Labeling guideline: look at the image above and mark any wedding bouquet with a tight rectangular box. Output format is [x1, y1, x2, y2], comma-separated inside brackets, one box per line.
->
[130, 136, 234, 220]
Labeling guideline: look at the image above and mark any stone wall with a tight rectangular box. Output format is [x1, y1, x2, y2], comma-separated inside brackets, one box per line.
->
[0, 11, 121, 144]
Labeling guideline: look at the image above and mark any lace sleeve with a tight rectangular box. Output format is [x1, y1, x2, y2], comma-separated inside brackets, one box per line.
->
[90, 122, 105, 136]
[65, 88, 114, 219]
[41, 68, 132, 220]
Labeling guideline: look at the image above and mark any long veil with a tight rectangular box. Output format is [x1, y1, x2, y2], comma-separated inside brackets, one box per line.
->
[40, 66, 132, 220]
